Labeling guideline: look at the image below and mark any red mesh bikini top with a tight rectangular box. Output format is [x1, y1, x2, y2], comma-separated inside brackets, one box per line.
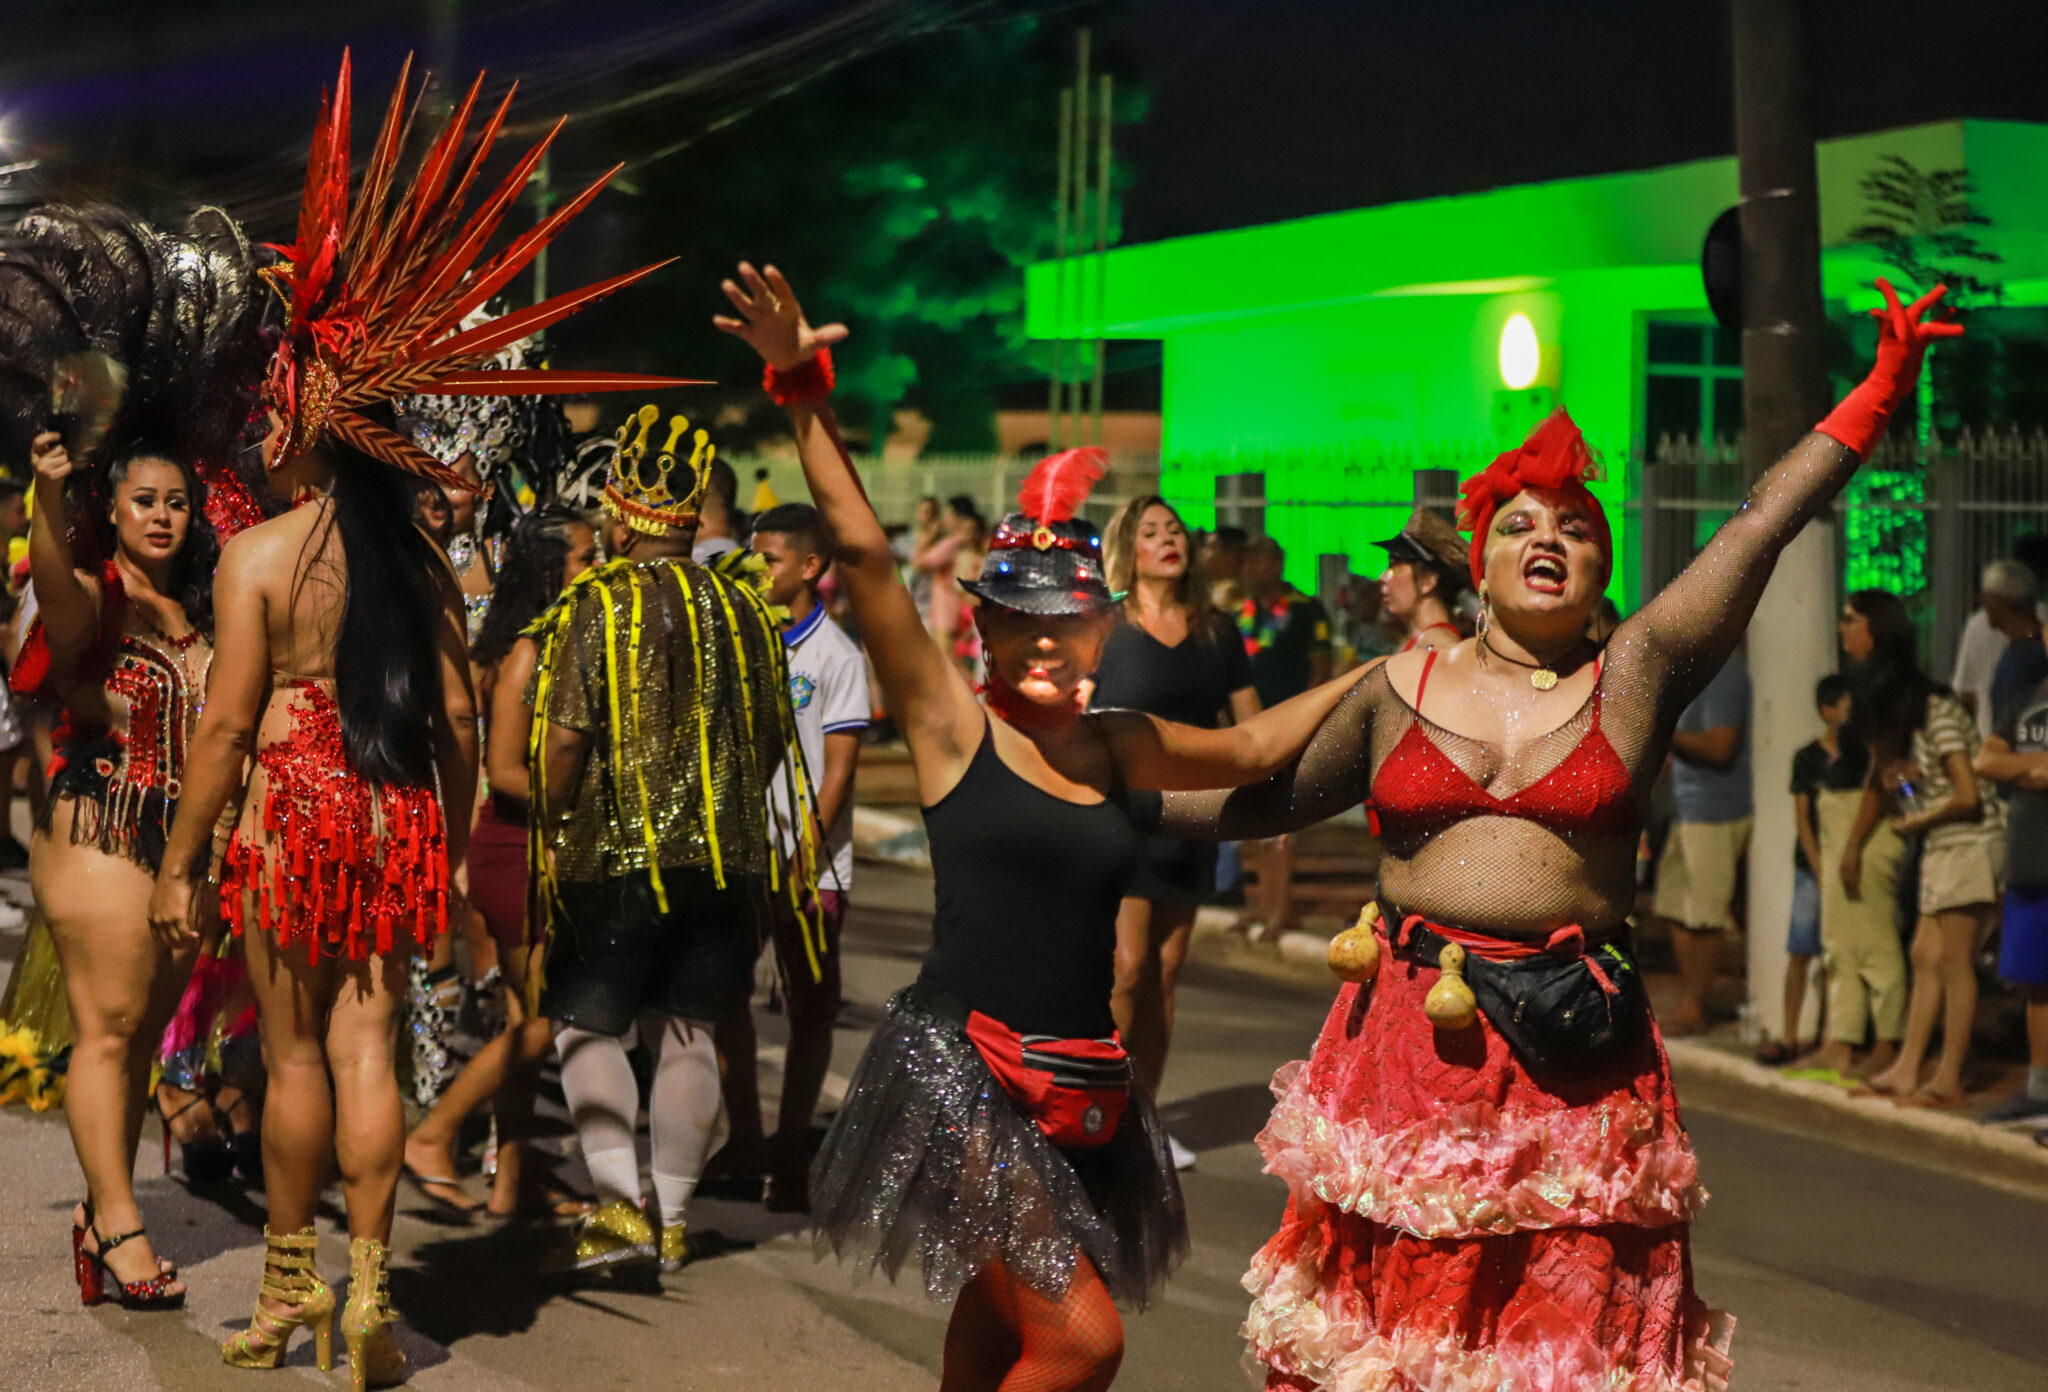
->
[1370, 649, 1636, 839]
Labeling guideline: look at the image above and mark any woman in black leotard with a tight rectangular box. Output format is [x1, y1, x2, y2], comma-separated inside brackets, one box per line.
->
[716, 264, 1364, 1392]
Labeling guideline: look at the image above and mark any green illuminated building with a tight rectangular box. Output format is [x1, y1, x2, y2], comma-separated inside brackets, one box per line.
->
[1026, 119, 2048, 601]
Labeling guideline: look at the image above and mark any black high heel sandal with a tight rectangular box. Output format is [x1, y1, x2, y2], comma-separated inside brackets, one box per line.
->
[77, 1223, 184, 1309]
[157, 1089, 234, 1185]
[213, 1085, 266, 1187]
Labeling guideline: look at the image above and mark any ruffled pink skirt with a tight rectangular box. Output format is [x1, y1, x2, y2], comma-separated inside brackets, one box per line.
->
[1244, 932, 1732, 1392]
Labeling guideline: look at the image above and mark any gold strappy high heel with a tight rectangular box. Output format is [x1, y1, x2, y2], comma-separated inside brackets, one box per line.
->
[342, 1236, 408, 1391]
[221, 1226, 333, 1370]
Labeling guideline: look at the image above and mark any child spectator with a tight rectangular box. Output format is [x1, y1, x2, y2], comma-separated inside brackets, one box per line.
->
[1759, 676, 1863, 1063]
[718, 503, 869, 1209]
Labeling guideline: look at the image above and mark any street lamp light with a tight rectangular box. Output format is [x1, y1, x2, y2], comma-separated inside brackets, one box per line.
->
[1498, 312, 1539, 390]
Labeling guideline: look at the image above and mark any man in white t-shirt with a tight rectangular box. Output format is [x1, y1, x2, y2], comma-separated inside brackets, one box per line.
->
[716, 502, 867, 1211]
[1954, 561, 2019, 739]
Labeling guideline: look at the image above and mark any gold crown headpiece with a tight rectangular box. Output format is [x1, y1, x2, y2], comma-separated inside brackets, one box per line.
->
[600, 403, 712, 535]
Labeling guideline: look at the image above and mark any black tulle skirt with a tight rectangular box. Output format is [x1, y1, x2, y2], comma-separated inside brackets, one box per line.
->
[809, 987, 1188, 1308]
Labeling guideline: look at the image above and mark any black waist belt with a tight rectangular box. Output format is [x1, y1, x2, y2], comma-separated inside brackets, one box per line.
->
[1382, 904, 1649, 1069]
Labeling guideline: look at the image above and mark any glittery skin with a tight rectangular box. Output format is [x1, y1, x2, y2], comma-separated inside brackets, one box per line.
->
[221, 681, 448, 962]
[810, 990, 1187, 1309]
[527, 556, 791, 886]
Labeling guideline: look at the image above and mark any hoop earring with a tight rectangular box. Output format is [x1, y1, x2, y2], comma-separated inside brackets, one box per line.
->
[1476, 581, 1491, 641]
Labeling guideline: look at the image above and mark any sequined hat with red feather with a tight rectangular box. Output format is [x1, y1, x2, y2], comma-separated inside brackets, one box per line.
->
[261, 51, 702, 492]
[961, 448, 1117, 615]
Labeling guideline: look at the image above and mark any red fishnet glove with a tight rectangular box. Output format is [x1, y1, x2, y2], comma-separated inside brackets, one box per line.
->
[1815, 278, 1964, 459]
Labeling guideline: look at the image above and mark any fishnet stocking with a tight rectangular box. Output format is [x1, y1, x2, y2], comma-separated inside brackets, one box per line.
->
[941, 1258, 1123, 1392]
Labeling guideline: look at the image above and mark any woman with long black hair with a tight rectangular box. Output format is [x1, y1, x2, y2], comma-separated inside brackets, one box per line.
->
[403, 505, 601, 1217]
[27, 434, 221, 1309]
[150, 414, 476, 1383]
[0, 204, 265, 1309]
[144, 54, 683, 1386]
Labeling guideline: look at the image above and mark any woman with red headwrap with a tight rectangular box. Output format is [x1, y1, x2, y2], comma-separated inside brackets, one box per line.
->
[1160, 280, 1958, 1392]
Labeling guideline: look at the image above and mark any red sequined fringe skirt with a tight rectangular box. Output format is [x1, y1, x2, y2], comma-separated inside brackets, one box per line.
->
[221, 684, 448, 962]
[1245, 931, 1733, 1392]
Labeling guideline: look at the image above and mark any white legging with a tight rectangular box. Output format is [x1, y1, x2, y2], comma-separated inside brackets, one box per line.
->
[556, 1015, 724, 1225]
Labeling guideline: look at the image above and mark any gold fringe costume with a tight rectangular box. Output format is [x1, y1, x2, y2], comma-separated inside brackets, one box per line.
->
[525, 544, 823, 1005]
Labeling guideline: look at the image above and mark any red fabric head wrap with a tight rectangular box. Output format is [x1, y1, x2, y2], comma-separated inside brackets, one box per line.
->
[1456, 409, 1610, 588]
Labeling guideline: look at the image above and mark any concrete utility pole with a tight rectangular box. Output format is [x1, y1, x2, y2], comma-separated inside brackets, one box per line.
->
[1731, 0, 1834, 1042]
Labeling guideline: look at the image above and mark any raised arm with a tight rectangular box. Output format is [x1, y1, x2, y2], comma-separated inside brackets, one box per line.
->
[715, 263, 983, 791]
[147, 531, 269, 944]
[1101, 661, 1374, 791]
[1155, 673, 1376, 840]
[1619, 280, 1960, 711]
[25, 432, 103, 668]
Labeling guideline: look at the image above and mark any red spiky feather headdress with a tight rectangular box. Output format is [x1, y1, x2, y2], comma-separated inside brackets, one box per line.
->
[262, 51, 702, 490]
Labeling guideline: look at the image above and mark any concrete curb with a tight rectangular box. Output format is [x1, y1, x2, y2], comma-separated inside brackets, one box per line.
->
[1181, 910, 2048, 1198]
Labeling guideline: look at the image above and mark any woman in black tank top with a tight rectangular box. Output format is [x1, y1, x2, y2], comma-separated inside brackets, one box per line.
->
[719, 265, 1364, 1391]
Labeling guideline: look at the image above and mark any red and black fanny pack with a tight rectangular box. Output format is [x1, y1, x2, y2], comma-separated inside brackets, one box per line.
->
[907, 981, 1131, 1148]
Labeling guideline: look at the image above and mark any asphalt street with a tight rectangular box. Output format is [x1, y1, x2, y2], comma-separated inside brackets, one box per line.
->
[1, 862, 2044, 1391]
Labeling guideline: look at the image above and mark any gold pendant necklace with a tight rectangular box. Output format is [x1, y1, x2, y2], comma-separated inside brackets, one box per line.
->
[1481, 636, 1565, 690]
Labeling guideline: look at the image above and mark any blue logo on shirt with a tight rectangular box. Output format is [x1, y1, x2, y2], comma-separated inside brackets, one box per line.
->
[789, 673, 817, 711]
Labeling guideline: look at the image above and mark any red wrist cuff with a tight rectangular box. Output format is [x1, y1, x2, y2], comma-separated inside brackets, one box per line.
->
[1813, 377, 1894, 461]
[764, 348, 834, 406]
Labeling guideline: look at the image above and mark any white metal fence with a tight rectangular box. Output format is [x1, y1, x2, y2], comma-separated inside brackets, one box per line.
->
[733, 432, 2048, 669]
[1639, 430, 2048, 667]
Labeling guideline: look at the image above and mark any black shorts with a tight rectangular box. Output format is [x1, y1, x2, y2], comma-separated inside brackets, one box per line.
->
[541, 869, 767, 1033]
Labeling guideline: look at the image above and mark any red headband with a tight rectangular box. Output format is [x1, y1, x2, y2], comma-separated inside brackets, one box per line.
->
[1456, 409, 1610, 587]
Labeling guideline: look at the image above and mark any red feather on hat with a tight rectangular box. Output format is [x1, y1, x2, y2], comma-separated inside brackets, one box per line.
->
[1016, 447, 1107, 525]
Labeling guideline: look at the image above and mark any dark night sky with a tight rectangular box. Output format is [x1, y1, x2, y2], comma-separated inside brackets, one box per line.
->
[7, 1, 2048, 243]
[1113, 0, 2048, 243]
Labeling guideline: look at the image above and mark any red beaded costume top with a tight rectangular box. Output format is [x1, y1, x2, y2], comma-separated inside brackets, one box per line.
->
[12, 564, 211, 873]
[221, 53, 696, 961]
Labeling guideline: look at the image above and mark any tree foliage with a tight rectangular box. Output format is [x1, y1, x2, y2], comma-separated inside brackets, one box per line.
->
[578, 14, 1138, 453]
[1847, 154, 2003, 308]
